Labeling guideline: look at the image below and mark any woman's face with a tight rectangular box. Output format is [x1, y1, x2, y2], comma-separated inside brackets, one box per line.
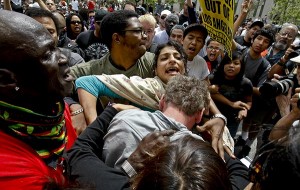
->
[155, 46, 185, 84]
[70, 15, 82, 37]
[224, 58, 241, 80]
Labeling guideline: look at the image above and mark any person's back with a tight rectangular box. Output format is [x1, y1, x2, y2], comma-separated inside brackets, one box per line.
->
[102, 75, 209, 169]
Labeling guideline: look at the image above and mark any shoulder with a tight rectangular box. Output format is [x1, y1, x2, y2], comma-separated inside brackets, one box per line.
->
[77, 30, 92, 40]
[139, 52, 155, 65]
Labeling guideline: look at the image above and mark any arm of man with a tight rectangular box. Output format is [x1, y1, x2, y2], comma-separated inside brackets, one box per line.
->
[67, 105, 136, 190]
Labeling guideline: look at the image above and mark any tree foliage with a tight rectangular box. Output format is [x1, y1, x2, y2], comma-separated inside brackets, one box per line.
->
[270, 0, 300, 25]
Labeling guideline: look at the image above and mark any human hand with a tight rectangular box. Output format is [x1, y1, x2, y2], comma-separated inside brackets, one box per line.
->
[241, 0, 253, 13]
[196, 118, 226, 160]
[231, 101, 250, 110]
[290, 88, 300, 118]
[282, 45, 296, 63]
[209, 84, 219, 94]
[276, 88, 292, 117]
[112, 103, 139, 112]
[237, 109, 247, 121]
[127, 130, 175, 172]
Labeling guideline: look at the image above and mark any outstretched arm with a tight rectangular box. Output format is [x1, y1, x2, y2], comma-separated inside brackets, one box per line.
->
[3, 0, 12, 10]
[67, 104, 137, 189]
[76, 75, 123, 124]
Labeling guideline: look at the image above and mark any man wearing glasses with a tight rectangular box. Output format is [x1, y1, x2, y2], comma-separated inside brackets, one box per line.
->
[265, 23, 298, 66]
[70, 10, 155, 133]
[76, 9, 109, 62]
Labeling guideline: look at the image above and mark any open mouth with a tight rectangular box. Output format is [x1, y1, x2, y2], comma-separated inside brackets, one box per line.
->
[188, 47, 196, 53]
[166, 67, 180, 75]
[74, 27, 81, 32]
[208, 53, 216, 60]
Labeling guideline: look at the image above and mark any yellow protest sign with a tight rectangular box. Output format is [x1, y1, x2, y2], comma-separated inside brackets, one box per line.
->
[198, 0, 234, 58]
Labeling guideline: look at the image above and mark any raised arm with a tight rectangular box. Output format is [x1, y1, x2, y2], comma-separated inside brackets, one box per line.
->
[233, 0, 253, 36]
[3, 0, 12, 11]
[35, 0, 51, 11]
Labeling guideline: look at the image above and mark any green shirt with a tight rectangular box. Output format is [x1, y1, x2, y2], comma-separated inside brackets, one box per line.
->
[70, 52, 155, 79]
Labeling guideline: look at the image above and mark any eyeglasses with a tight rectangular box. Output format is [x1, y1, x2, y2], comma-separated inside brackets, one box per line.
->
[122, 29, 147, 37]
[207, 46, 222, 51]
[279, 32, 294, 40]
[70, 21, 81, 25]
[46, 3, 54, 5]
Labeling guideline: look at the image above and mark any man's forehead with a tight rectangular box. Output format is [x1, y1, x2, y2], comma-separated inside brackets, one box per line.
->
[172, 29, 183, 34]
[126, 17, 142, 27]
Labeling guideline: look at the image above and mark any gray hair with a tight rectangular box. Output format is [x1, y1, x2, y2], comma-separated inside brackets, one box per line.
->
[165, 75, 209, 116]
[170, 24, 185, 34]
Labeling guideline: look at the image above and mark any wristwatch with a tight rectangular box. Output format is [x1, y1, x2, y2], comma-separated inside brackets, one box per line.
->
[121, 160, 137, 178]
[211, 114, 227, 126]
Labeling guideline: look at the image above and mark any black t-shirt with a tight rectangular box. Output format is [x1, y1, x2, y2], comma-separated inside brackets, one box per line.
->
[76, 30, 109, 62]
[234, 36, 251, 47]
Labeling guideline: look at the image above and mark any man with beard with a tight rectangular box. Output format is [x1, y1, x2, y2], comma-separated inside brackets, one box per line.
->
[267, 23, 299, 78]
[70, 10, 155, 134]
[265, 23, 298, 66]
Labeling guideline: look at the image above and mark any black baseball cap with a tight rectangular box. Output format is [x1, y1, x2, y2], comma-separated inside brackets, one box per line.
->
[95, 9, 108, 21]
[183, 23, 208, 39]
[250, 20, 264, 29]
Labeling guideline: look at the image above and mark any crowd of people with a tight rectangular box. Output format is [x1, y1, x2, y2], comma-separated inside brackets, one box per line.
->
[1, 0, 300, 189]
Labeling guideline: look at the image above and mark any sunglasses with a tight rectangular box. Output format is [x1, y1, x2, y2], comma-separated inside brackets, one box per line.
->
[70, 21, 81, 25]
[46, 3, 54, 5]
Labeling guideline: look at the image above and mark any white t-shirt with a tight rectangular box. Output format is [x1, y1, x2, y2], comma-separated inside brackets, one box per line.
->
[186, 55, 210, 80]
[71, 0, 79, 11]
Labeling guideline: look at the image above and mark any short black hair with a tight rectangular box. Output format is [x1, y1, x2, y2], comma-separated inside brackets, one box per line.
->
[252, 29, 275, 47]
[100, 10, 139, 50]
[25, 7, 60, 34]
[183, 23, 208, 40]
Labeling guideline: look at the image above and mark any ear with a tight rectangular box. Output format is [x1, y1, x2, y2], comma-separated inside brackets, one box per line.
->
[0, 69, 17, 88]
[112, 33, 121, 44]
[195, 108, 205, 124]
[154, 67, 158, 76]
[159, 94, 165, 111]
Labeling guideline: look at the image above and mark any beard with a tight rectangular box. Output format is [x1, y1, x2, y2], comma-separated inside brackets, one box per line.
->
[274, 41, 287, 50]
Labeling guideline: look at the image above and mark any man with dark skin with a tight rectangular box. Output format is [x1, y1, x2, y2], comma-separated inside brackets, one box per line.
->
[0, 10, 73, 189]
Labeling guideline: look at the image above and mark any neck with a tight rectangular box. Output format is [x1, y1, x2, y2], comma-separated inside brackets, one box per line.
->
[94, 29, 100, 38]
[110, 49, 138, 70]
[272, 46, 281, 55]
[249, 47, 262, 59]
[162, 105, 195, 130]
[244, 35, 250, 42]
